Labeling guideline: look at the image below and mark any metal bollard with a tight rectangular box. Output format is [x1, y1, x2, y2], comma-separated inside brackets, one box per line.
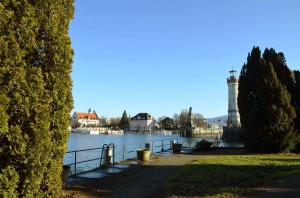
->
[106, 147, 113, 165]
[145, 143, 150, 149]
[102, 147, 112, 167]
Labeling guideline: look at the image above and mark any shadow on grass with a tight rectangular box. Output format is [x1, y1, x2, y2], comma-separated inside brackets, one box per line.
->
[163, 154, 300, 198]
[187, 147, 247, 156]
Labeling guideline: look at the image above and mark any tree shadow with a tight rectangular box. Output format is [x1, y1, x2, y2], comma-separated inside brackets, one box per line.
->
[63, 163, 183, 198]
[186, 147, 247, 156]
[163, 155, 300, 197]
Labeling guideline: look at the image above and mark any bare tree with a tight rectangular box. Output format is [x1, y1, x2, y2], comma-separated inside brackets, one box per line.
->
[173, 113, 180, 128]
[157, 116, 167, 123]
[193, 113, 205, 127]
[179, 109, 188, 128]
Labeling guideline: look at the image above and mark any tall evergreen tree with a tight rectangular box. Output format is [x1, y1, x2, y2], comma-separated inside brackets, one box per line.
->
[0, 1, 74, 197]
[238, 47, 299, 153]
[263, 48, 295, 104]
[120, 110, 130, 130]
[238, 47, 262, 151]
[263, 49, 300, 149]
[294, 71, 300, 135]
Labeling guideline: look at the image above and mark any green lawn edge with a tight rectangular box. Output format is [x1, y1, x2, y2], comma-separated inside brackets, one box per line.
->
[163, 150, 300, 198]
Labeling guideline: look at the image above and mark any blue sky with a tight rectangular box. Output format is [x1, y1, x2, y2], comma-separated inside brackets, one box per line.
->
[70, 0, 300, 119]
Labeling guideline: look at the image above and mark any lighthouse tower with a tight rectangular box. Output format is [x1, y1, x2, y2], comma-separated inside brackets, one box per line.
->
[227, 70, 240, 127]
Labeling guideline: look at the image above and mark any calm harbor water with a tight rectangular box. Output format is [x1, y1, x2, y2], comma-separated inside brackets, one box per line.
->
[66, 132, 181, 151]
[63, 132, 242, 174]
[63, 132, 198, 173]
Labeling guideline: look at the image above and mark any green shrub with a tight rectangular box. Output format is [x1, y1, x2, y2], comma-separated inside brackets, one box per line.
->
[195, 139, 213, 150]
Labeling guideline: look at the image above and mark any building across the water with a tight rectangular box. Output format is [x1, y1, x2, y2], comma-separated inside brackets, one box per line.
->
[70, 112, 100, 127]
[130, 113, 156, 132]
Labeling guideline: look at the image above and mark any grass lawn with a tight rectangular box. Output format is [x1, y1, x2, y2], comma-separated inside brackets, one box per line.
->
[163, 153, 300, 198]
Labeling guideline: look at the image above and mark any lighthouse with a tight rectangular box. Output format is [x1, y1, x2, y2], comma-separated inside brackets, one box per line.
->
[227, 70, 240, 127]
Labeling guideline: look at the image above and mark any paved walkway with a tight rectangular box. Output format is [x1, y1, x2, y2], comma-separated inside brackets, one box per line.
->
[64, 148, 300, 198]
[65, 148, 204, 197]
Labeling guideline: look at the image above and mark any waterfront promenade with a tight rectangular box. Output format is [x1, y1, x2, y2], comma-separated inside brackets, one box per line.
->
[64, 147, 200, 197]
[63, 147, 300, 198]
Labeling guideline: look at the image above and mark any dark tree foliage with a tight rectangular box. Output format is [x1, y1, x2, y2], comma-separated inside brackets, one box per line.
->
[120, 110, 130, 130]
[263, 49, 300, 151]
[0, 1, 74, 197]
[161, 117, 175, 130]
[263, 48, 296, 105]
[238, 47, 299, 153]
[294, 71, 300, 140]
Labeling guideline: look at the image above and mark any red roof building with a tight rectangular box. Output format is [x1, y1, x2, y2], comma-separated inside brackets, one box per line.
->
[70, 112, 99, 127]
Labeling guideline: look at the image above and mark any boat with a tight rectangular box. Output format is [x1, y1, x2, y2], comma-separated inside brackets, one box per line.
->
[156, 129, 172, 135]
[72, 127, 89, 134]
[71, 127, 99, 134]
[88, 129, 99, 135]
[99, 130, 107, 134]
[106, 130, 124, 135]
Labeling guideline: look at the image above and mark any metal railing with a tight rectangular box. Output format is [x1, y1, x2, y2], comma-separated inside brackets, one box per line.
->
[64, 137, 194, 175]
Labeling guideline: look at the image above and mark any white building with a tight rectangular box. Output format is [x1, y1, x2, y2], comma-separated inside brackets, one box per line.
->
[99, 117, 111, 126]
[227, 70, 240, 126]
[70, 112, 99, 127]
[130, 113, 155, 132]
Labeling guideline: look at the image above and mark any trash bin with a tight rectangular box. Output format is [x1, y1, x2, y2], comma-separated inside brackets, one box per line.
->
[136, 149, 150, 161]
[172, 143, 182, 153]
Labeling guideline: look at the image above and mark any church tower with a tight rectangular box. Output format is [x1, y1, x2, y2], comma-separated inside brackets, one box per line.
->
[227, 70, 240, 127]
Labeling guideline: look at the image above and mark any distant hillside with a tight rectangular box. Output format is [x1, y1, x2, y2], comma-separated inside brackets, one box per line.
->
[207, 115, 227, 124]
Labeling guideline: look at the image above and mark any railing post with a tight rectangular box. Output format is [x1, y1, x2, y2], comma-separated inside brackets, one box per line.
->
[151, 141, 154, 153]
[123, 145, 125, 162]
[111, 145, 115, 165]
[74, 151, 77, 174]
[161, 140, 164, 152]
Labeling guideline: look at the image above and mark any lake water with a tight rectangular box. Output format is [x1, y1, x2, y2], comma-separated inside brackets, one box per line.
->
[63, 132, 242, 174]
[63, 132, 199, 173]
[66, 132, 183, 151]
